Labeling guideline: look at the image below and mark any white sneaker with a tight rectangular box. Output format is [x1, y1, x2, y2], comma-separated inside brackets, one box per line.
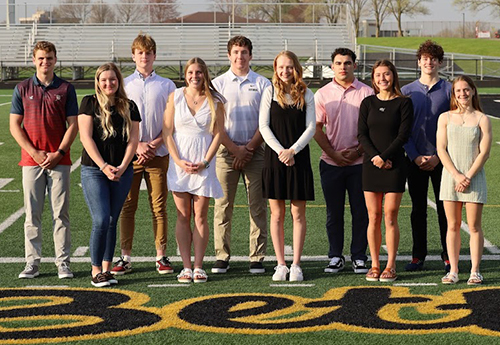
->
[272, 264, 289, 281]
[289, 264, 303, 281]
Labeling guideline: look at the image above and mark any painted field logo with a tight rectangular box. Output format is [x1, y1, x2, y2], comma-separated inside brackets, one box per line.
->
[2, 286, 500, 343]
[165, 286, 500, 337]
[0, 287, 166, 344]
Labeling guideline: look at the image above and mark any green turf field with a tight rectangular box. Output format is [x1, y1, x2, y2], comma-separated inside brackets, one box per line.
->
[0, 86, 499, 344]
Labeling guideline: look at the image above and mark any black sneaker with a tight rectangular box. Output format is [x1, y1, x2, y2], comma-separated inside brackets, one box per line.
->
[352, 259, 369, 274]
[91, 273, 111, 287]
[249, 261, 265, 274]
[404, 258, 424, 271]
[211, 260, 229, 273]
[324, 256, 345, 273]
[102, 271, 118, 285]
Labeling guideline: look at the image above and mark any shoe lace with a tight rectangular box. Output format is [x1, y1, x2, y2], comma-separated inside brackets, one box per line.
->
[59, 262, 70, 270]
[353, 260, 365, 267]
[329, 257, 342, 266]
[25, 263, 35, 271]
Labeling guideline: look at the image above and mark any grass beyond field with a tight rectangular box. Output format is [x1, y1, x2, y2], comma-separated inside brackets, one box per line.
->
[0, 86, 500, 345]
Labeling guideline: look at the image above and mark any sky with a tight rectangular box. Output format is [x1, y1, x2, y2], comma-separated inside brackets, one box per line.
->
[1, 0, 498, 24]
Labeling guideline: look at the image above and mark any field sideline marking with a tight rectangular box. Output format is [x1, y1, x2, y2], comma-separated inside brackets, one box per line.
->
[0, 158, 82, 235]
[269, 284, 315, 287]
[148, 284, 190, 288]
[0, 102, 12, 107]
[427, 198, 500, 254]
[2, 254, 500, 264]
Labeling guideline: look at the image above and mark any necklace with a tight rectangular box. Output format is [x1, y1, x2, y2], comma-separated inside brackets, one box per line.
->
[186, 92, 204, 105]
[458, 111, 473, 125]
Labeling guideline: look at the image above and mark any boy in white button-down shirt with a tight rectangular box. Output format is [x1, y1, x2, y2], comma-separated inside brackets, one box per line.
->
[111, 34, 176, 276]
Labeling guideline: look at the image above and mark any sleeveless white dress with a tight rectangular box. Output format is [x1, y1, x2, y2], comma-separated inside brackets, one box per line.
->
[167, 88, 223, 198]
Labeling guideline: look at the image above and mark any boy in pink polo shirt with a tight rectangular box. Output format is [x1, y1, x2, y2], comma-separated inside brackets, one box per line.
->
[314, 48, 374, 274]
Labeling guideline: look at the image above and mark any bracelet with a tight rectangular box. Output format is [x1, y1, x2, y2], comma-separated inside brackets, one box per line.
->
[57, 149, 66, 156]
[100, 162, 108, 171]
[202, 160, 210, 169]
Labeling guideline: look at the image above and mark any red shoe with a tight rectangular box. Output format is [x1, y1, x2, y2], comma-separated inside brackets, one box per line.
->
[156, 256, 174, 274]
[111, 257, 132, 275]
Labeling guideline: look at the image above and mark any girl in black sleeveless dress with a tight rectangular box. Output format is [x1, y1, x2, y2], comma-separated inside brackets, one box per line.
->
[259, 51, 316, 282]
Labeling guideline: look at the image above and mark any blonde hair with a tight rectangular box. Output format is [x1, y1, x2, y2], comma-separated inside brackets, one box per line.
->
[184, 57, 223, 133]
[131, 33, 156, 54]
[94, 63, 132, 141]
[450, 75, 483, 112]
[272, 50, 307, 110]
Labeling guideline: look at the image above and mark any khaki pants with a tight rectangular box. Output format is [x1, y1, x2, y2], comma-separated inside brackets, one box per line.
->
[22, 165, 71, 266]
[119, 156, 169, 251]
[213, 146, 267, 262]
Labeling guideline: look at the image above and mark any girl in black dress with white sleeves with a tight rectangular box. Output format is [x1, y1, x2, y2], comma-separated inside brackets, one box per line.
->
[259, 51, 315, 282]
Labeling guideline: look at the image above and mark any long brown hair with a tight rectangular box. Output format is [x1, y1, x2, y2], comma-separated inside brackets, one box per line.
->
[371, 59, 403, 97]
[272, 50, 307, 110]
[95, 62, 132, 141]
[184, 57, 223, 134]
[450, 75, 483, 112]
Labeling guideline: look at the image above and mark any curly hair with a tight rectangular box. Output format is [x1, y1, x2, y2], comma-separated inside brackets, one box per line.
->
[416, 40, 444, 62]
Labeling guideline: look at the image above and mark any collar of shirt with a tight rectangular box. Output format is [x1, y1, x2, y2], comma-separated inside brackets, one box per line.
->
[228, 68, 252, 83]
[135, 69, 156, 81]
[416, 78, 444, 93]
[331, 77, 361, 93]
[32, 73, 61, 89]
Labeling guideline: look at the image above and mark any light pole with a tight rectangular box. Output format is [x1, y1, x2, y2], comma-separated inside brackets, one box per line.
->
[463, 13, 465, 38]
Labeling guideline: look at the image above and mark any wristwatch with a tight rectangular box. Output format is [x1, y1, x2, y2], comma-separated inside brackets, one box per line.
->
[203, 159, 210, 169]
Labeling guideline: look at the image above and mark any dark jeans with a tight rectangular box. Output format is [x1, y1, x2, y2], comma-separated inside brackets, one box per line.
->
[81, 165, 133, 267]
[407, 158, 448, 261]
[320, 160, 368, 261]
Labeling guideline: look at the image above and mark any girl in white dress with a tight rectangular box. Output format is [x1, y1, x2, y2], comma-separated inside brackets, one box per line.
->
[436, 75, 492, 285]
[163, 57, 225, 283]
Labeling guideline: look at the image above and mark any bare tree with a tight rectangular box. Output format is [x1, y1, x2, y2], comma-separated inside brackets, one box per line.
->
[348, 0, 369, 36]
[148, 0, 179, 23]
[244, 0, 302, 23]
[52, 0, 92, 23]
[387, 0, 431, 37]
[453, 0, 500, 16]
[302, 0, 347, 24]
[371, 0, 390, 37]
[116, 0, 147, 23]
[89, 0, 116, 23]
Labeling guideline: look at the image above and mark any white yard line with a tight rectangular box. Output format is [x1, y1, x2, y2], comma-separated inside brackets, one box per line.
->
[72, 246, 89, 257]
[0, 102, 12, 106]
[269, 284, 315, 287]
[26, 285, 69, 288]
[2, 254, 500, 264]
[393, 283, 438, 286]
[148, 284, 190, 288]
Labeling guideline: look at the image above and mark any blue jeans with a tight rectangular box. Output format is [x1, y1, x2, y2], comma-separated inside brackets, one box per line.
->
[81, 165, 133, 267]
[320, 160, 368, 261]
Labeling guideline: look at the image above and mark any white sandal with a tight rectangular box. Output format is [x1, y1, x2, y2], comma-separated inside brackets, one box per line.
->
[193, 268, 208, 283]
[442, 272, 459, 284]
[177, 268, 193, 283]
[467, 272, 483, 285]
